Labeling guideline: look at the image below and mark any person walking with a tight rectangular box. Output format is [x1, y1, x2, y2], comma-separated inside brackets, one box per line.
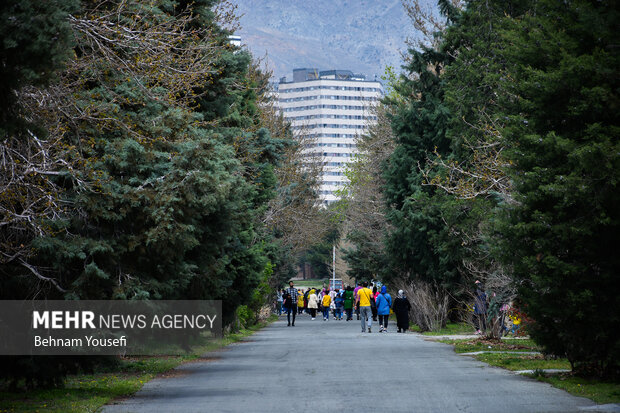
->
[330, 288, 337, 319]
[356, 282, 374, 333]
[303, 289, 310, 314]
[393, 290, 411, 333]
[285, 281, 299, 327]
[353, 283, 362, 320]
[321, 290, 332, 320]
[473, 280, 488, 334]
[371, 285, 379, 322]
[307, 288, 319, 320]
[276, 289, 284, 316]
[375, 285, 392, 332]
[297, 289, 305, 314]
[334, 289, 345, 320]
[343, 286, 354, 321]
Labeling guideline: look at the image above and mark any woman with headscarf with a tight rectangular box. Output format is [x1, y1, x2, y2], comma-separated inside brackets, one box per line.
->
[392, 290, 411, 333]
[307, 288, 319, 320]
[334, 289, 345, 320]
[371, 285, 379, 322]
[375, 285, 392, 332]
[297, 289, 305, 314]
[343, 286, 354, 321]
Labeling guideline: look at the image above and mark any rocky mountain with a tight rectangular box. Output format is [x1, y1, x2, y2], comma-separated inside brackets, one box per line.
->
[231, 0, 418, 80]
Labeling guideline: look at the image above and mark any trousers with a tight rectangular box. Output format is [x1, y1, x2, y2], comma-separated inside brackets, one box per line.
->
[360, 306, 372, 331]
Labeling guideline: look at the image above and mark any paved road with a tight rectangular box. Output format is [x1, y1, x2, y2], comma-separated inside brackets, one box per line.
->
[103, 313, 602, 413]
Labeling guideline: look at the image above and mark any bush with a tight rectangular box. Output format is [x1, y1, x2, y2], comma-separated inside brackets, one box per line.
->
[234, 305, 255, 330]
[0, 355, 116, 390]
[397, 279, 448, 332]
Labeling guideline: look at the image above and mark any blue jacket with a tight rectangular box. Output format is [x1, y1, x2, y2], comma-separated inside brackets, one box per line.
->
[334, 293, 344, 308]
[375, 287, 392, 315]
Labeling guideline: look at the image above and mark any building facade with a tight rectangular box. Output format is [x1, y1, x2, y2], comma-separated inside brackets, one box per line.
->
[276, 68, 383, 205]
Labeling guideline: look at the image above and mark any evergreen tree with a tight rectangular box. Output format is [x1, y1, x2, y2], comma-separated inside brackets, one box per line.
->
[496, 0, 619, 376]
[298, 224, 341, 280]
[431, 0, 529, 333]
[0, 0, 79, 284]
[342, 229, 389, 282]
[382, 34, 463, 290]
[1, 0, 291, 326]
[0, 0, 78, 127]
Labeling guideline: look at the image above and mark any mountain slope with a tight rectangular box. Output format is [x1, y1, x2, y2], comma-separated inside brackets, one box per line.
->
[232, 0, 415, 79]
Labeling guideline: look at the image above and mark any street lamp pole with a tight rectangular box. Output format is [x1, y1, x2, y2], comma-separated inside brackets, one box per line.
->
[332, 244, 336, 290]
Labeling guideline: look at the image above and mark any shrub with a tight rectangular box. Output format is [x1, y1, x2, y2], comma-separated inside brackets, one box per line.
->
[398, 279, 448, 332]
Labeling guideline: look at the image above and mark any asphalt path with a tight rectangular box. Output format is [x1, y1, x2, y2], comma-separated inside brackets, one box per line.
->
[103, 313, 601, 413]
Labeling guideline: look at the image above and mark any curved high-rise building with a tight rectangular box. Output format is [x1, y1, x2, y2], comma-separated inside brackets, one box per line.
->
[277, 68, 383, 205]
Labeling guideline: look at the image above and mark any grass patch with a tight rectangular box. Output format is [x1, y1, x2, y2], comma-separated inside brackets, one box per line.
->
[435, 337, 620, 405]
[475, 353, 571, 371]
[437, 337, 570, 372]
[407, 323, 422, 332]
[290, 279, 328, 289]
[0, 362, 179, 413]
[0, 316, 277, 413]
[531, 374, 620, 404]
[437, 338, 541, 353]
[420, 322, 473, 336]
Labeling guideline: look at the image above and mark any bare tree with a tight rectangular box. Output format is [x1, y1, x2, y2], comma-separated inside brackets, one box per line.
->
[402, 0, 464, 51]
[340, 102, 395, 248]
[421, 111, 517, 339]
[422, 111, 514, 204]
[246, 58, 330, 257]
[396, 278, 450, 332]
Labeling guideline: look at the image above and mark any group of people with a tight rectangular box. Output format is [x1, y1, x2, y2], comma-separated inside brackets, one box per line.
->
[276, 280, 412, 333]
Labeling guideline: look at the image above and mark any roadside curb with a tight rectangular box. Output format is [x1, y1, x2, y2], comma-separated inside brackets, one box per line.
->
[515, 368, 571, 374]
[578, 404, 620, 412]
[423, 334, 532, 341]
[460, 350, 541, 356]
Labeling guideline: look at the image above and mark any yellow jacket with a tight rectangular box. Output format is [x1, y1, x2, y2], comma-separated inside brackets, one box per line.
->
[322, 295, 331, 307]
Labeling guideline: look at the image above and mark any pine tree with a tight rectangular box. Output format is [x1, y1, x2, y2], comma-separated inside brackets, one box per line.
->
[430, 0, 530, 336]
[0, 0, 78, 126]
[497, 0, 620, 376]
[5, 0, 291, 325]
[382, 28, 464, 290]
[0, 0, 79, 285]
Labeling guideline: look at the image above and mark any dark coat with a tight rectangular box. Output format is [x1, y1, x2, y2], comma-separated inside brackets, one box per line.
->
[393, 296, 411, 330]
[474, 289, 487, 315]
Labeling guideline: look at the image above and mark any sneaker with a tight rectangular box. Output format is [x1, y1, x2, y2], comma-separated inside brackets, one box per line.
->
[312, 318, 315, 320]
[287, 323, 290, 326]
[368, 327, 371, 333]
[361, 329, 366, 333]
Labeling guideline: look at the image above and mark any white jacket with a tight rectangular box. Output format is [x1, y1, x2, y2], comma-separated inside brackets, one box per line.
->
[308, 293, 319, 309]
